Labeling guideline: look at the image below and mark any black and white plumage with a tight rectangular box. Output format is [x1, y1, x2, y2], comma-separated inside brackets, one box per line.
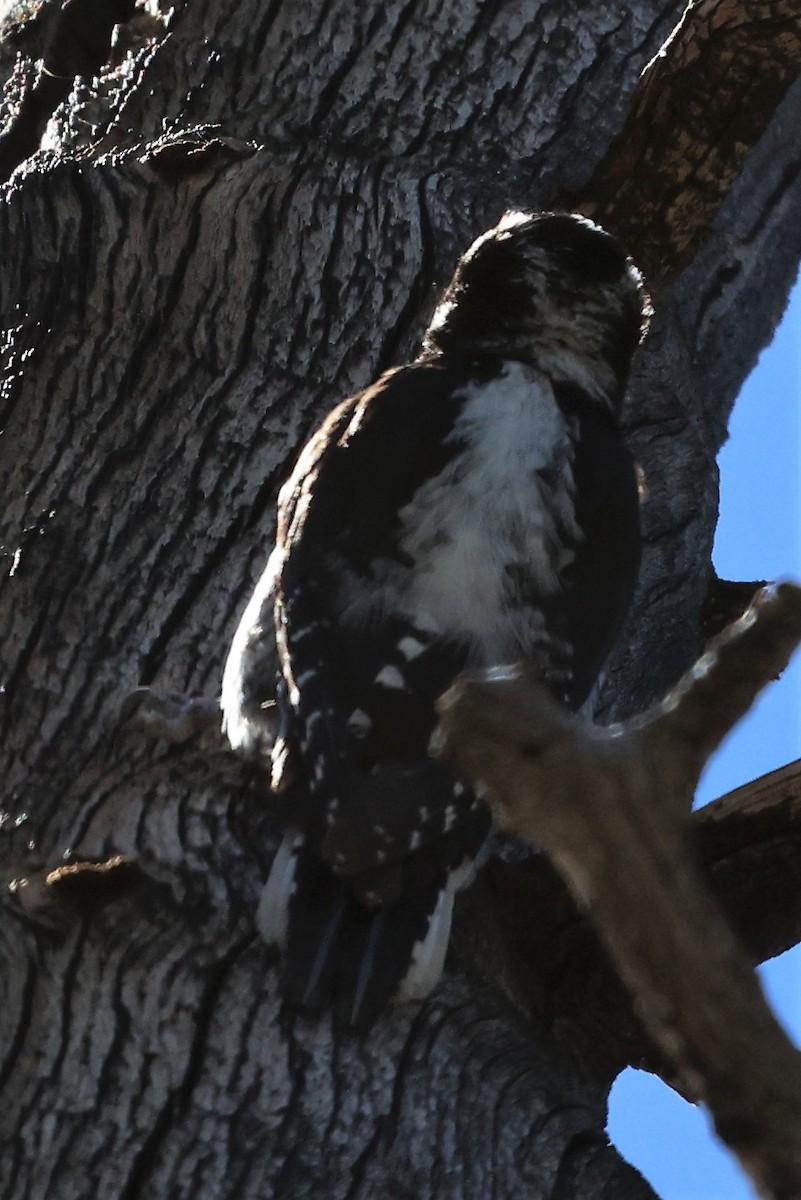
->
[222, 211, 649, 1031]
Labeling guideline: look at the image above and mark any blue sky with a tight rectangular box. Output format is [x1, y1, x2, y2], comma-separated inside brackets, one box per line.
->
[608, 280, 801, 1197]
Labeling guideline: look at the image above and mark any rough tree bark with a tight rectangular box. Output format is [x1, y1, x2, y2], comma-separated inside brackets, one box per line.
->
[1, 2, 800, 1198]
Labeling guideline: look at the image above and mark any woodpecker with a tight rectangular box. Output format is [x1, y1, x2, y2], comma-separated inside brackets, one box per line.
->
[222, 211, 649, 1030]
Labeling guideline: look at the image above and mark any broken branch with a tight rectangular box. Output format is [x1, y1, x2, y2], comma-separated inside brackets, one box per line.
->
[437, 583, 801, 1200]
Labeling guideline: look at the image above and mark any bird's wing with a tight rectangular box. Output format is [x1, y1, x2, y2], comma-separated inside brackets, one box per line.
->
[273, 360, 483, 807]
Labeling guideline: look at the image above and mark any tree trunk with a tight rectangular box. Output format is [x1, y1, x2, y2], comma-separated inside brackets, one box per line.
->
[1, 2, 800, 1196]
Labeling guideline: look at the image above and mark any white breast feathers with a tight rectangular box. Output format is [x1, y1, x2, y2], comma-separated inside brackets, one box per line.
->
[340, 361, 583, 665]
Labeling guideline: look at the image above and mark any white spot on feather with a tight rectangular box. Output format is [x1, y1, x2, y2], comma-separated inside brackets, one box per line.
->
[347, 708, 372, 733]
[290, 623, 319, 642]
[397, 636, 426, 660]
[374, 665, 406, 689]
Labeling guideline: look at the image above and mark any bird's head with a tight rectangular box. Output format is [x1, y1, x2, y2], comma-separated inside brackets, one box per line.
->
[422, 211, 650, 408]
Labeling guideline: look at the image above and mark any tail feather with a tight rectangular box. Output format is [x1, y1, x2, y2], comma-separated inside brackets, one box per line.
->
[345, 907, 388, 1029]
[331, 860, 448, 1030]
[280, 848, 351, 1013]
[257, 782, 490, 1031]
[258, 833, 482, 1032]
[255, 831, 302, 947]
[297, 891, 350, 1009]
[397, 881, 454, 1003]
[282, 848, 443, 1030]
